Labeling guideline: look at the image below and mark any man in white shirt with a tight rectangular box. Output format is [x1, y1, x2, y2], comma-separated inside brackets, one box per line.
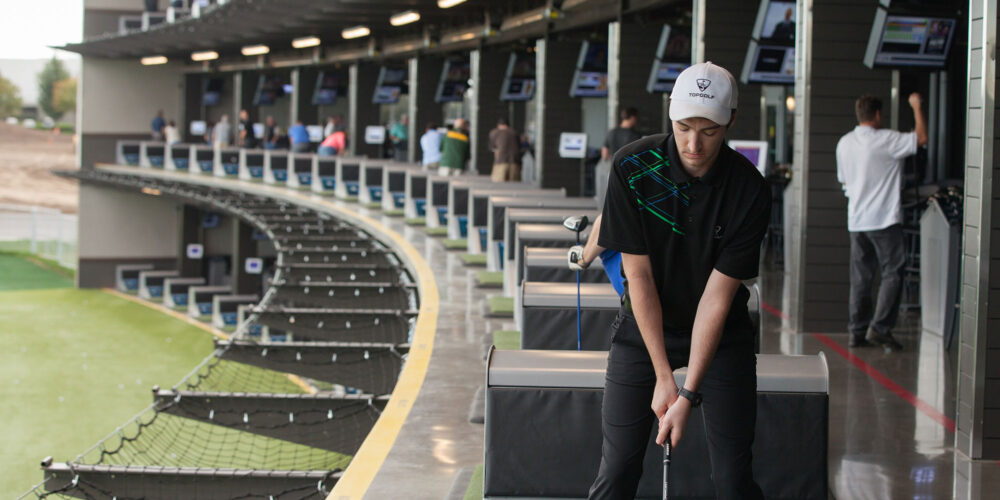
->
[419, 122, 443, 169]
[836, 93, 927, 350]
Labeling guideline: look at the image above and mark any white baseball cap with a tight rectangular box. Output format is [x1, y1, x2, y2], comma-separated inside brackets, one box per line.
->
[669, 62, 738, 126]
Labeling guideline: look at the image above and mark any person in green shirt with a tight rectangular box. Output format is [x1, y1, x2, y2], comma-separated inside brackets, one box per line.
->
[438, 118, 470, 177]
[389, 114, 409, 162]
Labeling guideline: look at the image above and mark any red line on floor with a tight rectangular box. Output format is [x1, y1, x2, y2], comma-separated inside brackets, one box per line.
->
[759, 299, 957, 434]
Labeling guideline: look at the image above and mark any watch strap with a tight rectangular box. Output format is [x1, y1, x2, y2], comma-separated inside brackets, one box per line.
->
[678, 387, 702, 407]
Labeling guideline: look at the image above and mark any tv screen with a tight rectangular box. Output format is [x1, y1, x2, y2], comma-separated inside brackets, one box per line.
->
[373, 67, 408, 104]
[190, 120, 207, 136]
[500, 52, 536, 101]
[745, 43, 795, 84]
[728, 140, 769, 176]
[865, 11, 956, 68]
[254, 75, 286, 106]
[647, 25, 691, 93]
[202, 78, 223, 106]
[570, 42, 608, 98]
[758, 1, 796, 45]
[435, 59, 471, 103]
[312, 71, 345, 106]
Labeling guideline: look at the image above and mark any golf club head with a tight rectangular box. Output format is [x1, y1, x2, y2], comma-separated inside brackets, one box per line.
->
[563, 215, 590, 234]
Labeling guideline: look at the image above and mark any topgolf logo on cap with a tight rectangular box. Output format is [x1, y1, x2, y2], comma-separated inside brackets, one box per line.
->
[696, 79, 711, 91]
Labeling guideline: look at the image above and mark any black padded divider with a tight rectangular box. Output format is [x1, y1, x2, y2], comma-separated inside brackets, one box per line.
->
[341, 164, 360, 181]
[410, 174, 427, 198]
[388, 172, 406, 191]
[365, 166, 382, 185]
[521, 308, 616, 351]
[293, 157, 312, 173]
[317, 159, 336, 176]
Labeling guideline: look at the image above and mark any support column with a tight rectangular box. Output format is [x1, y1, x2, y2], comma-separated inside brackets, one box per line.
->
[784, 0, 893, 333]
[535, 37, 582, 194]
[471, 48, 507, 175]
[349, 62, 381, 158]
[289, 68, 300, 125]
[408, 56, 444, 164]
[296, 66, 320, 126]
[608, 21, 668, 135]
[957, 0, 999, 467]
[231, 221, 260, 296]
[704, 0, 761, 140]
[177, 205, 204, 278]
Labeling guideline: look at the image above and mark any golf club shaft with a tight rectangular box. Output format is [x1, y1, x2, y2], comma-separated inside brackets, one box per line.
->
[663, 436, 671, 500]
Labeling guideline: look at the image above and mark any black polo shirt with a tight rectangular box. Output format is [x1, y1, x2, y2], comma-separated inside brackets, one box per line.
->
[598, 133, 770, 339]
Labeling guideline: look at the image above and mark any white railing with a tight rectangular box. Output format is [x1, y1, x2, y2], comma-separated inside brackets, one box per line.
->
[0, 203, 77, 270]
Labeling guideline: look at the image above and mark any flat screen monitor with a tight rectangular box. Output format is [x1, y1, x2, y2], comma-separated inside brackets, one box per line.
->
[373, 66, 408, 104]
[647, 25, 691, 93]
[864, 10, 956, 68]
[756, 0, 797, 45]
[254, 75, 286, 106]
[202, 78, 223, 106]
[306, 125, 324, 142]
[435, 59, 471, 103]
[313, 71, 345, 106]
[190, 120, 207, 136]
[253, 123, 264, 138]
[500, 52, 536, 101]
[570, 41, 608, 98]
[728, 140, 769, 176]
[744, 42, 795, 85]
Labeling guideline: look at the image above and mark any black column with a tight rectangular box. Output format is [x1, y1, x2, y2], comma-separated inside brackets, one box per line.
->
[298, 66, 320, 126]
[177, 205, 204, 278]
[231, 221, 260, 296]
[536, 38, 583, 195]
[471, 48, 508, 175]
[614, 22, 668, 135]
[350, 62, 382, 158]
[408, 56, 445, 163]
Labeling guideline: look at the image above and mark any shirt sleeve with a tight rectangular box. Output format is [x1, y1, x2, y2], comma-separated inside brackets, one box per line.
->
[887, 130, 917, 159]
[714, 179, 771, 280]
[597, 156, 648, 255]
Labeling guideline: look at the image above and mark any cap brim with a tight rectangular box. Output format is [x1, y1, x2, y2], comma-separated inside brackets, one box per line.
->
[668, 99, 731, 127]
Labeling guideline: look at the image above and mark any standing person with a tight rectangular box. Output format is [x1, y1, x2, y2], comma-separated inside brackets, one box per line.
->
[287, 120, 311, 153]
[836, 93, 927, 350]
[588, 62, 770, 499]
[212, 115, 232, 146]
[263, 116, 280, 150]
[163, 120, 181, 145]
[489, 117, 520, 182]
[601, 107, 642, 161]
[389, 114, 409, 162]
[438, 118, 470, 177]
[419, 122, 442, 169]
[151, 110, 166, 141]
[238, 109, 257, 148]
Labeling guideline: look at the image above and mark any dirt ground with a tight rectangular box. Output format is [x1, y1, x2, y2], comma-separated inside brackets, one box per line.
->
[0, 123, 79, 213]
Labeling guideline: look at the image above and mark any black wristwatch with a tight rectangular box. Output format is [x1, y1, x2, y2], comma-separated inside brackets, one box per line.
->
[678, 388, 703, 407]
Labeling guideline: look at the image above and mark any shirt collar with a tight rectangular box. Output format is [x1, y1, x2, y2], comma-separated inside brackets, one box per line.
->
[664, 134, 727, 187]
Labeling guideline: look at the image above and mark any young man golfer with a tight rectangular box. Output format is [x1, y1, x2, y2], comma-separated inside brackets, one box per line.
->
[588, 62, 770, 499]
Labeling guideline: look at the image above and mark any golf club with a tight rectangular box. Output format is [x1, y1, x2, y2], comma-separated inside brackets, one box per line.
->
[563, 215, 589, 350]
[663, 431, 671, 500]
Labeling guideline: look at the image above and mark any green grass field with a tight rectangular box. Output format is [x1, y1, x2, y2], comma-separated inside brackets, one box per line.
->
[0, 256, 214, 496]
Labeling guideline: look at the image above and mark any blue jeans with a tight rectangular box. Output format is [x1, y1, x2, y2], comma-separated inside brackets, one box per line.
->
[318, 146, 336, 156]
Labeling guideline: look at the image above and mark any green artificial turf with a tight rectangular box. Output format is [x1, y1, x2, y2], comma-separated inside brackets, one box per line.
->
[492, 330, 521, 350]
[404, 217, 426, 226]
[384, 209, 405, 217]
[476, 271, 504, 288]
[463, 464, 484, 500]
[363, 202, 382, 209]
[459, 253, 488, 267]
[0, 288, 214, 496]
[426, 227, 448, 237]
[0, 253, 73, 291]
[443, 239, 467, 250]
[488, 296, 514, 317]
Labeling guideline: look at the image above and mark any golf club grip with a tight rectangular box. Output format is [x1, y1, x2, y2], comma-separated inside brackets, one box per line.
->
[663, 435, 671, 500]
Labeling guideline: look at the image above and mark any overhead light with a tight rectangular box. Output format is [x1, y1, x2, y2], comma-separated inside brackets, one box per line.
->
[141, 187, 162, 196]
[390, 10, 421, 26]
[241, 44, 270, 56]
[342, 25, 371, 39]
[438, 0, 467, 8]
[292, 36, 321, 49]
[443, 29, 478, 43]
[141, 55, 168, 65]
[786, 95, 796, 112]
[191, 50, 219, 61]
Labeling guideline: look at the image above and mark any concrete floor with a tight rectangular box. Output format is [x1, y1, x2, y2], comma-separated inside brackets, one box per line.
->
[347, 199, 1000, 499]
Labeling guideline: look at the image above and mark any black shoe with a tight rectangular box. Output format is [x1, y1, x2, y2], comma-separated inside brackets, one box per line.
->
[849, 335, 873, 348]
[866, 329, 903, 351]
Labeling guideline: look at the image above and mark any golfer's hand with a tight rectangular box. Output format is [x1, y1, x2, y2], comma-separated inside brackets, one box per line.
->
[651, 376, 678, 421]
[908, 92, 922, 110]
[568, 245, 587, 271]
[657, 396, 692, 448]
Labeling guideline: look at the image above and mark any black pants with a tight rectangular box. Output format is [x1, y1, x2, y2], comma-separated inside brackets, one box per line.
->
[588, 310, 764, 499]
[848, 224, 905, 339]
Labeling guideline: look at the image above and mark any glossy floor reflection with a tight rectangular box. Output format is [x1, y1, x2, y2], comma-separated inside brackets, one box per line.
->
[346, 198, 999, 499]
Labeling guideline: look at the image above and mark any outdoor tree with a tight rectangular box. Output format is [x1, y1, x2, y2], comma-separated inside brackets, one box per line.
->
[52, 77, 77, 119]
[0, 71, 22, 118]
[37, 57, 70, 119]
